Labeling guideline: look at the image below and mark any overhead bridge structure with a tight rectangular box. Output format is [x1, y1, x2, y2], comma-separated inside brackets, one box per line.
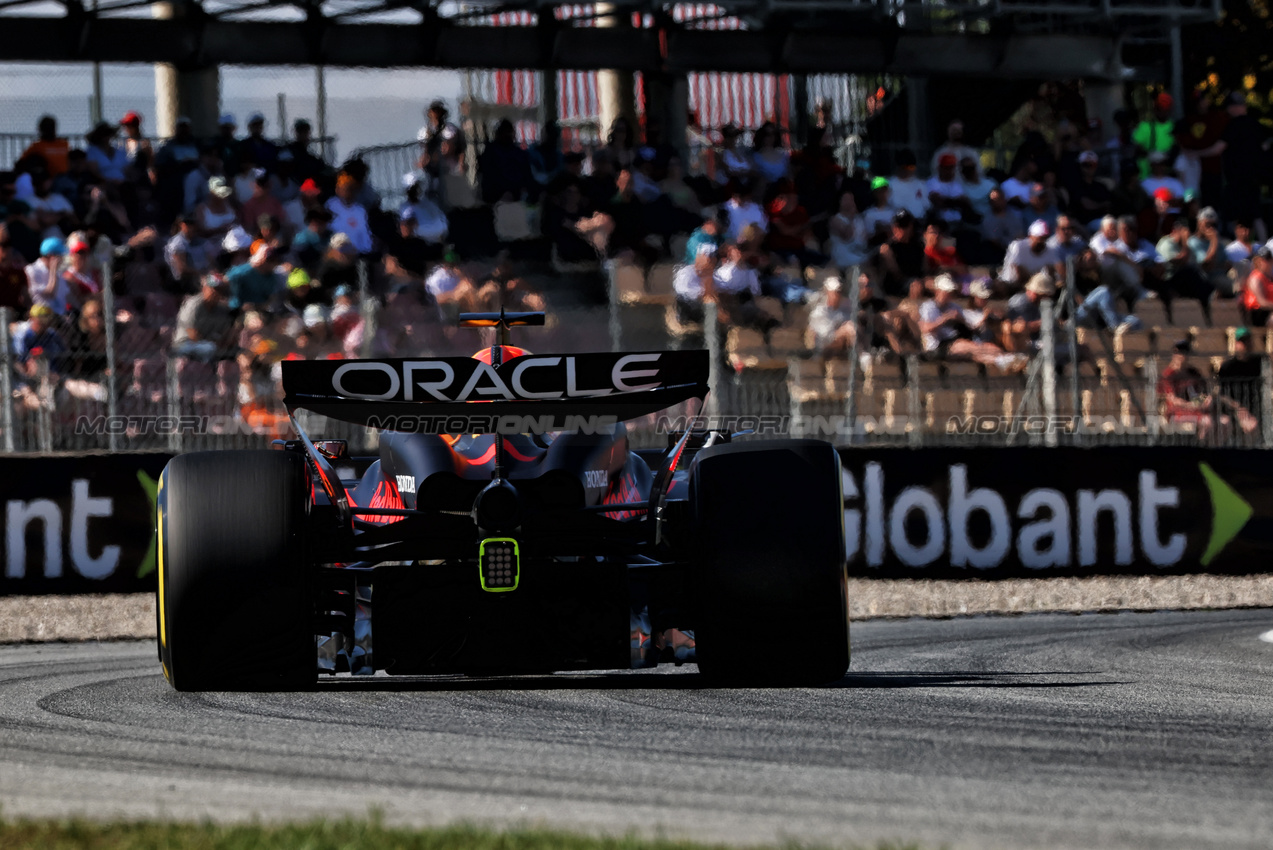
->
[0, 0, 1219, 76]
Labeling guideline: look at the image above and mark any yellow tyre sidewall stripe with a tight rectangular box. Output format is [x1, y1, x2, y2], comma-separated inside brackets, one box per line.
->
[157, 471, 170, 682]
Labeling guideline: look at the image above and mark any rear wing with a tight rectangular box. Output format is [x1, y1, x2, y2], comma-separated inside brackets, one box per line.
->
[282, 350, 709, 433]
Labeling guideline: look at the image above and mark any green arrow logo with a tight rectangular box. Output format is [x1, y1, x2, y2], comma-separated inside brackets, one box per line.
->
[136, 470, 159, 578]
[1199, 463, 1253, 566]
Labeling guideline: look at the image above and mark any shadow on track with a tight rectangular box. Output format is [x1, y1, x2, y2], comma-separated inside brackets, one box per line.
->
[310, 669, 1124, 693]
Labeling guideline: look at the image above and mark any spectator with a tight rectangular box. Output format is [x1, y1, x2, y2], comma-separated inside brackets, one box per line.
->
[52, 150, 90, 207]
[888, 149, 929, 220]
[724, 179, 766, 243]
[1047, 215, 1087, 262]
[714, 124, 754, 186]
[5, 200, 42, 263]
[604, 116, 637, 171]
[807, 276, 855, 355]
[979, 187, 1024, 266]
[765, 181, 821, 267]
[1220, 92, 1267, 237]
[1025, 183, 1060, 233]
[543, 180, 601, 266]
[751, 122, 791, 187]
[21, 116, 70, 178]
[926, 153, 972, 225]
[1155, 217, 1214, 324]
[241, 113, 279, 166]
[29, 170, 77, 240]
[286, 119, 326, 183]
[214, 114, 240, 177]
[1226, 219, 1257, 285]
[60, 234, 101, 307]
[1068, 149, 1113, 228]
[1132, 92, 1176, 178]
[0, 225, 30, 313]
[11, 304, 68, 399]
[919, 274, 1025, 371]
[386, 208, 436, 277]
[1004, 271, 1087, 369]
[672, 243, 718, 324]
[827, 190, 869, 269]
[479, 120, 534, 204]
[326, 173, 373, 255]
[1189, 207, 1232, 297]
[873, 209, 924, 297]
[183, 146, 223, 216]
[930, 120, 979, 175]
[420, 101, 464, 181]
[660, 156, 704, 225]
[317, 232, 360, 292]
[861, 177, 895, 244]
[962, 277, 1006, 344]
[226, 244, 284, 310]
[242, 169, 287, 239]
[292, 207, 332, 273]
[1001, 158, 1038, 208]
[424, 251, 473, 321]
[63, 296, 108, 389]
[922, 221, 965, 275]
[85, 122, 128, 185]
[1141, 151, 1184, 206]
[960, 155, 996, 222]
[196, 177, 238, 245]
[173, 274, 236, 360]
[1174, 92, 1228, 208]
[164, 213, 207, 283]
[272, 152, 303, 227]
[400, 175, 449, 245]
[604, 169, 650, 261]
[1000, 220, 1063, 289]
[683, 215, 721, 265]
[1241, 245, 1273, 327]
[26, 237, 71, 316]
[712, 242, 779, 336]
[1217, 326, 1265, 435]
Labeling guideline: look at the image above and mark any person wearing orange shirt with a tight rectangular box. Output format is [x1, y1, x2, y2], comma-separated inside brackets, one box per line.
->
[20, 116, 70, 177]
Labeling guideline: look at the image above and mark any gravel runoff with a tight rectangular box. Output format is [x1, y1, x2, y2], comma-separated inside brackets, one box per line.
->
[1, 574, 1270, 643]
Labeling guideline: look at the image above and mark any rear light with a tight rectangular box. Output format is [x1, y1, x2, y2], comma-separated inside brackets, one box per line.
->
[479, 538, 519, 592]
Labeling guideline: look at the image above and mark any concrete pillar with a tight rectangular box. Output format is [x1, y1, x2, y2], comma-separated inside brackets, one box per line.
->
[905, 76, 930, 173]
[640, 70, 689, 160]
[1084, 81, 1125, 147]
[152, 3, 220, 139]
[595, 4, 637, 146]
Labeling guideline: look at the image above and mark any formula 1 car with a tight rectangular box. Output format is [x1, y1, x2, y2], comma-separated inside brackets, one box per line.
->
[156, 311, 849, 691]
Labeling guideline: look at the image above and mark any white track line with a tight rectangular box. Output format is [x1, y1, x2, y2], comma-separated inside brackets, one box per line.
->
[1259, 630, 1273, 644]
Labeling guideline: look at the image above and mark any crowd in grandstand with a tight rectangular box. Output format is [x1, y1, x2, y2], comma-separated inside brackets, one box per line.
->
[1, 85, 1271, 440]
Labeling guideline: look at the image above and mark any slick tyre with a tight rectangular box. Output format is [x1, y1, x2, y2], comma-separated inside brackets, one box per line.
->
[157, 450, 314, 691]
[689, 439, 849, 686]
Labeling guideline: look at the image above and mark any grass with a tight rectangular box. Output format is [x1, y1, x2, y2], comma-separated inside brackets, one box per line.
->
[0, 816, 925, 850]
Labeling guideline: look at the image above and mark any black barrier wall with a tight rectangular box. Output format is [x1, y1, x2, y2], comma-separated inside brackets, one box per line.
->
[0, 453, 172, 595]
[3, 446, 1269, 594]
[839, 447, 1273, 578]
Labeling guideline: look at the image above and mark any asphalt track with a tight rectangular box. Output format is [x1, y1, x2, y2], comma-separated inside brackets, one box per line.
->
[0, 609, 1271, 850]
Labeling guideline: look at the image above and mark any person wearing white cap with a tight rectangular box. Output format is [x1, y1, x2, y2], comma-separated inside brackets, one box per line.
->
[672, 243, 718, 324]
[999, 219, 1063, 288]
[961, 277, 1004, 344]
[194, 176, 238, 247]
[1006, 271, 1092, 369]
[1188, 206, 1233, 297]
[918, 273, 1027, 372]
[807, 276, 856, 354]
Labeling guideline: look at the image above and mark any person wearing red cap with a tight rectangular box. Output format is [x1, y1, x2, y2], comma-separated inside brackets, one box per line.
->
[1132, 91, 1176, 178]
[119, 111, 153, 171]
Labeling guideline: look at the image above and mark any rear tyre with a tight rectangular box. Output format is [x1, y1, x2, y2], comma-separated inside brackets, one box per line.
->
[689, 439, 849, 686]
[157, 450, 314, 691]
